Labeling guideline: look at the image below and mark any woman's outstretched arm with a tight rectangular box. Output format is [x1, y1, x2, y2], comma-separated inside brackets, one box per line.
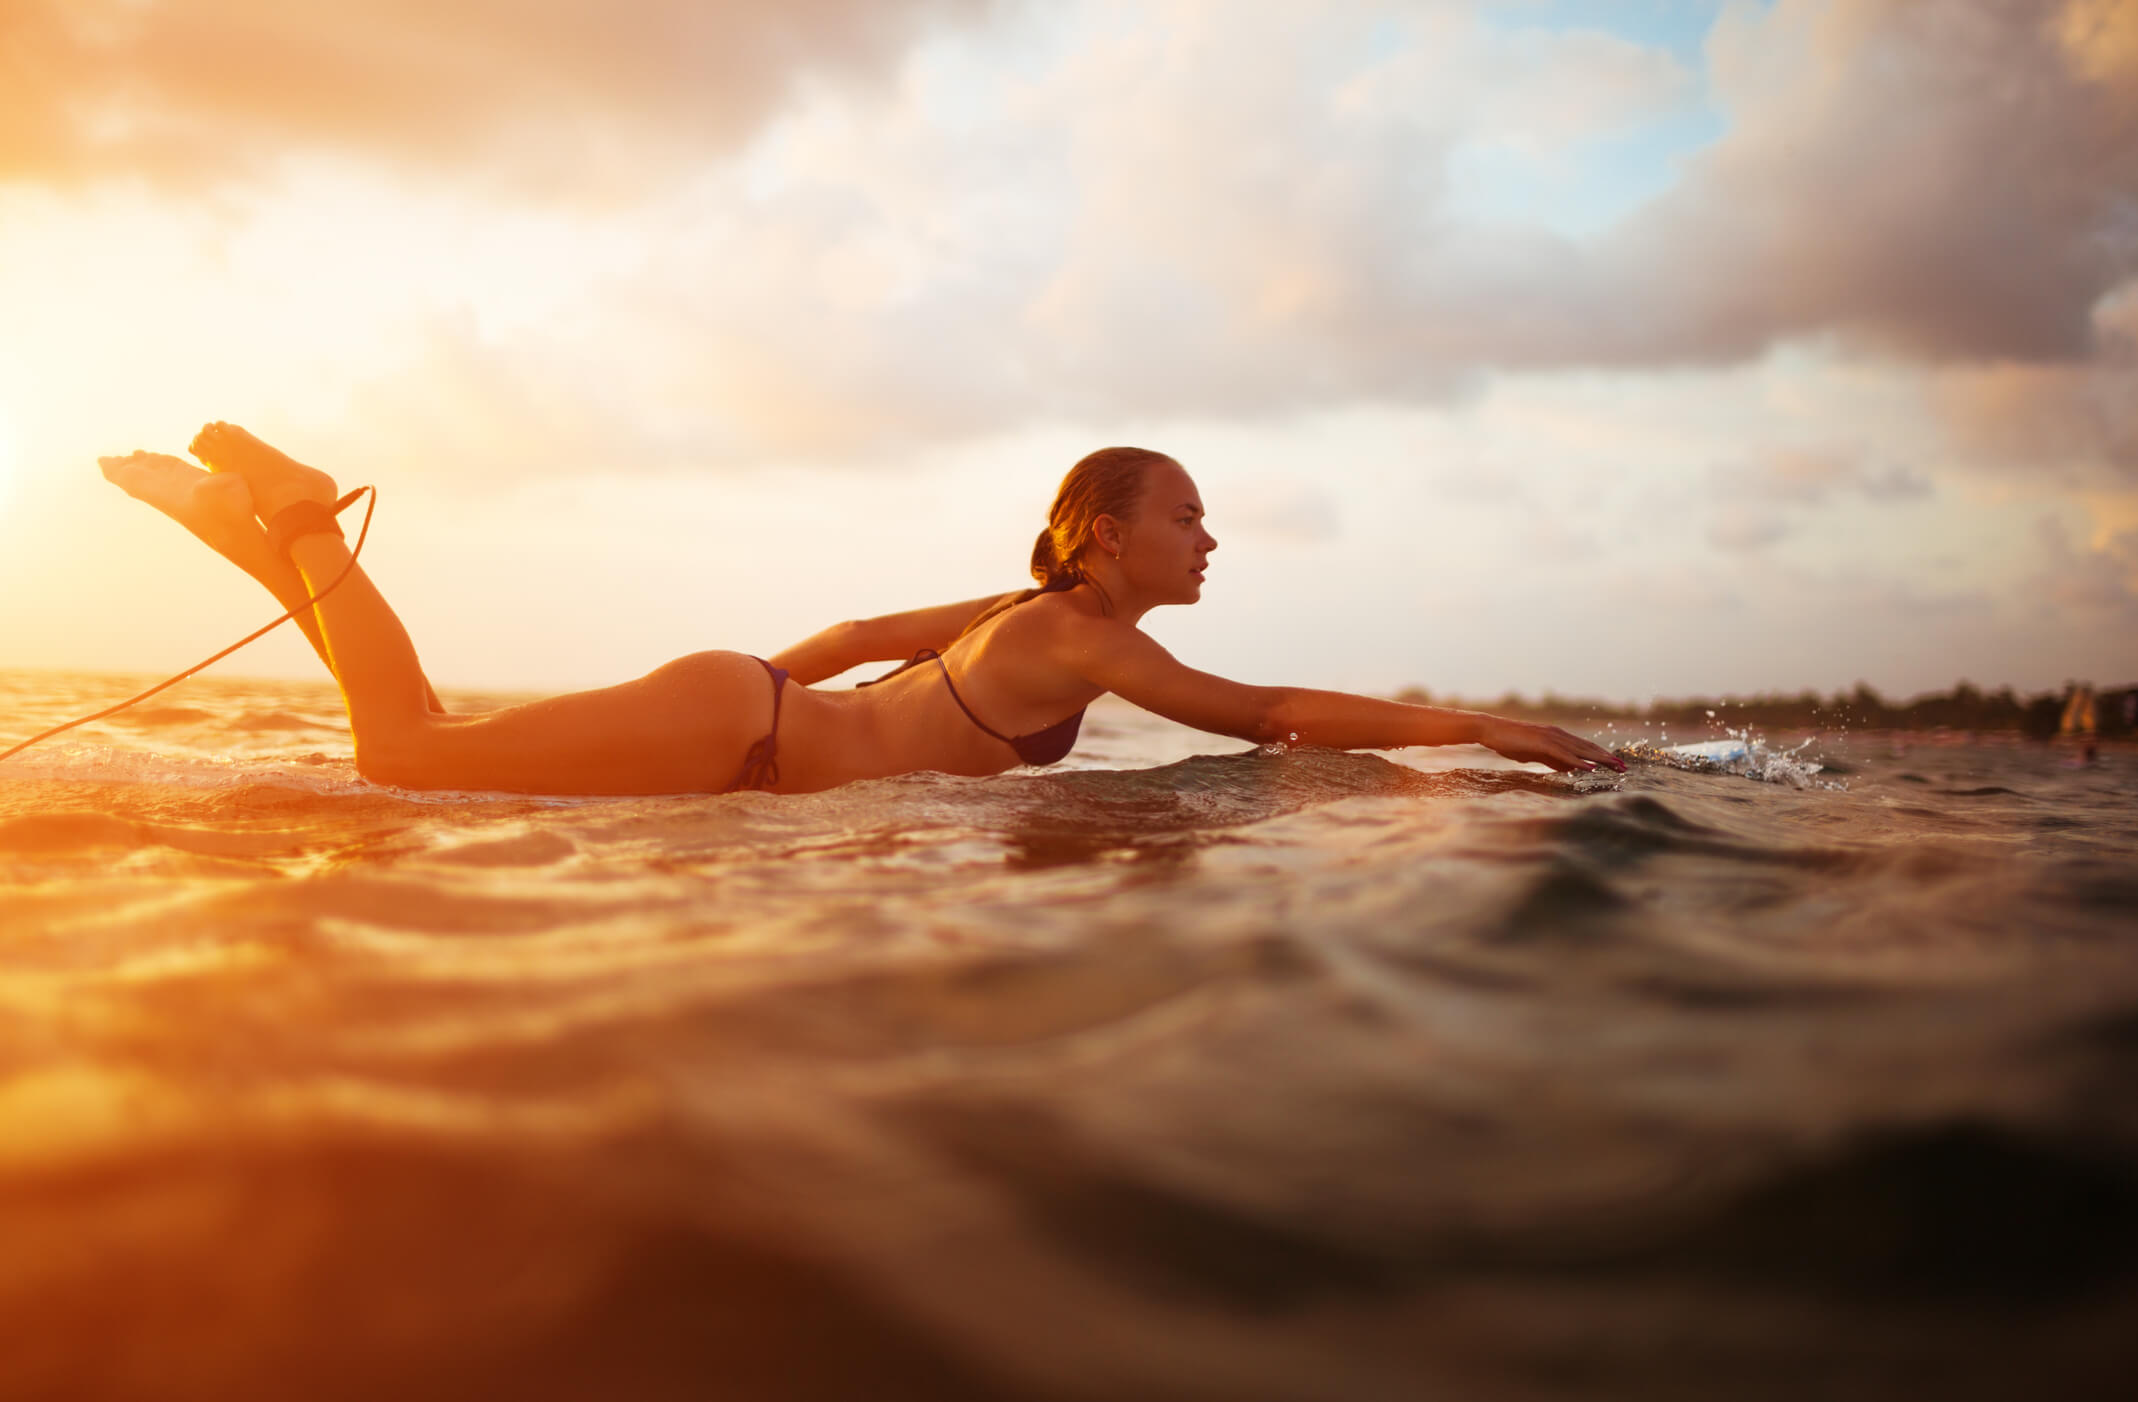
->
[770, 592, 1021, 686]
[1062, 620, 1624, 773]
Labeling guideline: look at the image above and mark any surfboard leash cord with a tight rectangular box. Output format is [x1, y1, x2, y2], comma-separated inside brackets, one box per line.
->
[0, 486, 377, 765]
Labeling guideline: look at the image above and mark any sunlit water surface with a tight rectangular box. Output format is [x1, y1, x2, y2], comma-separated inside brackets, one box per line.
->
[3, 669, 2136, 1401]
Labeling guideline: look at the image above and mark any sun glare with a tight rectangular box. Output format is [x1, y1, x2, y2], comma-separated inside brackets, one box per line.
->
[0, 403, 15, 513]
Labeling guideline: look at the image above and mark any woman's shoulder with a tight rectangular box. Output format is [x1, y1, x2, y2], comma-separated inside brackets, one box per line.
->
[1012, 602, 1162, 692]
[963, 587, 1138, 669]
[995, 585, 1130, 636]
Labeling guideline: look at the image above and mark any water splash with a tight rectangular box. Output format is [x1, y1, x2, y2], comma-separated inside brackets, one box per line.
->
[1618, 729, 1843, 790]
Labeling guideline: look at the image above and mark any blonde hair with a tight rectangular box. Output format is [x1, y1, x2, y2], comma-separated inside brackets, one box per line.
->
[956, 446, 1175, 639]
[1031, 446, 1174, 588]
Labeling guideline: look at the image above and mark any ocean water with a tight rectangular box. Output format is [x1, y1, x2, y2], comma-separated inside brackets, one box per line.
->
[2, 668, 2136, 1402]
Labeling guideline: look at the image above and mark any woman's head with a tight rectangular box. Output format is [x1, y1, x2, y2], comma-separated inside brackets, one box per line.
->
[955, 446, 1213, 642]
[1031, 447, 1177, 590]
[1032, 446, 1216, 610]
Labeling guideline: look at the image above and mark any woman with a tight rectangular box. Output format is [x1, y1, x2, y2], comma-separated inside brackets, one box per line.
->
[99, 425, 1624, 794]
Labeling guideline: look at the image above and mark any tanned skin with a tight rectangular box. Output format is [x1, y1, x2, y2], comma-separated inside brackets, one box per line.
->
[100, 425, 1624, 795]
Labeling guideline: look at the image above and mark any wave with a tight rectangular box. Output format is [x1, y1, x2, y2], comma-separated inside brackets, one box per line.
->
[1498, 793, 1852, 875]
[0, 734, 1832, 873]
[1611, 1120, 2138, 1304]
[888, 1097, 1402, 1312]
[228, 708, 341, 733]
[0, 742, 379, 794]
[886, 1105, 2138, 1309]
[745, 748, 1601, 871]
[0, 809, 313, 861]
[108, 705, 215, 727]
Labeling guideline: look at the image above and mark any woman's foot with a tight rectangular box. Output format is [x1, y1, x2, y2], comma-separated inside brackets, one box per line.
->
[189, 422, 338, 522]
[98, 451, 274, 568]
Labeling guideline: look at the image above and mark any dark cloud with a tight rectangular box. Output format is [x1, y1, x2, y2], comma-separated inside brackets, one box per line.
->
[0, 0, 987, 194]
[1930, 281, 2138, 483]
[1591, 0, 2138, 366]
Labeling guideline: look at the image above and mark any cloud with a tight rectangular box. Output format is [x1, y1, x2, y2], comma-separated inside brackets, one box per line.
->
[0, 0, 988, 195]
[334, 308, 680, 486]
[1705, 504, 1790, 552]
[1589, 0, 2138, 366]
[1928, 279, 2138, 484]
[998, 0, 2138, 401]
[264, 2, 1702, 468]
[2057, 0, 2138, 88]
[1219, 476, 1342, 545]
[1720, 447, 1933, 506]
[1701, 442, 1935, 552]
[2026, 513, 2138, 628]
[1000, 3, 1700, 413]
[631, 0, 2138, 460]
[22, 0, 2132, 483]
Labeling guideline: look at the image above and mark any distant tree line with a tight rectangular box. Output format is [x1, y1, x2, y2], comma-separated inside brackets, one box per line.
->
[1392, 681, 2138, 739]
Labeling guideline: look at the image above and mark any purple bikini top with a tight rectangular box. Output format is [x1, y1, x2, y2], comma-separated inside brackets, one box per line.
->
[864, 648, 1084, 766]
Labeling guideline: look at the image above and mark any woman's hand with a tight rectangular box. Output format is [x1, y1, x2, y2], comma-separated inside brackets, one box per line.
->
[1478, 717, 1626, 774]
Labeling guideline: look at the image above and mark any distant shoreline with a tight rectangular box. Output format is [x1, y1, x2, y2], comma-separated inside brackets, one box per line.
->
[1397, 681, 2138, 741]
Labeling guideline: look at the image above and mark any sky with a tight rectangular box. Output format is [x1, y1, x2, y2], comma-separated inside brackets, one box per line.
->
[0, 0, 2133, 703]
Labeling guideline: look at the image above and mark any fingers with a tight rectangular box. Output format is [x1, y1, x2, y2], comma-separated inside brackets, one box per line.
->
[1544, 725, 1626, 774]
[1486, 719, 1627, 775]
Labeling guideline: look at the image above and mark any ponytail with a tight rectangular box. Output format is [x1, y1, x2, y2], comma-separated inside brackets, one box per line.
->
[954, 446, 1174, 641]
[1030, 528, 1078, 592]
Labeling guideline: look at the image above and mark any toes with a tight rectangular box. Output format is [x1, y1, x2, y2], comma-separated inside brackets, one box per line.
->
[191, 421, 253, 465]
[97, 451, 151, 481]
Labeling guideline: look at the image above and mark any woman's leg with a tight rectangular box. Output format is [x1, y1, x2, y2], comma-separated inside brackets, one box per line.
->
[99, 451, 446, 714]
[187, 422, 769, 794]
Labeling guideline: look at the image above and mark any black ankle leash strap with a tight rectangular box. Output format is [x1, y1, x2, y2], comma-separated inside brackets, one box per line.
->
[264, 497, 348, 559]
[0, 487, 377, 765]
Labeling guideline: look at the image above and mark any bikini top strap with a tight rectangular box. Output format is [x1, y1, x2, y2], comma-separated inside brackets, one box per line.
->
[856, 650, 927, 688]
[858, 647, 1026, 747]
[917, 649, 1021, 747]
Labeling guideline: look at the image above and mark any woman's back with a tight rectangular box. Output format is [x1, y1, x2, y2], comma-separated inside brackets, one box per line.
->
[776, 590, 1112, 792]
[927, 588, 1111, 738]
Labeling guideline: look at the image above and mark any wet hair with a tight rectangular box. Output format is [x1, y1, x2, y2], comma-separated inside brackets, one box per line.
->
[955, 446, 1175, 639]
[1031, 446, 1175, 589]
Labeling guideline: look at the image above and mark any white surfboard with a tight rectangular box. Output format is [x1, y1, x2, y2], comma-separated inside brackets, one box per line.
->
[1665, 738, 1750, 765]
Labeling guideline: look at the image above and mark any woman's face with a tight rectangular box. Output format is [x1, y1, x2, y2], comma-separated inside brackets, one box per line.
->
[1117, 459, 1218, 605]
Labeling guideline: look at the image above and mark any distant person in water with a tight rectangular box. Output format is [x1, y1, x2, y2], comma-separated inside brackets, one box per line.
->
[2061, 683, 2101, 766]
[99, 425, 1624, 796]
